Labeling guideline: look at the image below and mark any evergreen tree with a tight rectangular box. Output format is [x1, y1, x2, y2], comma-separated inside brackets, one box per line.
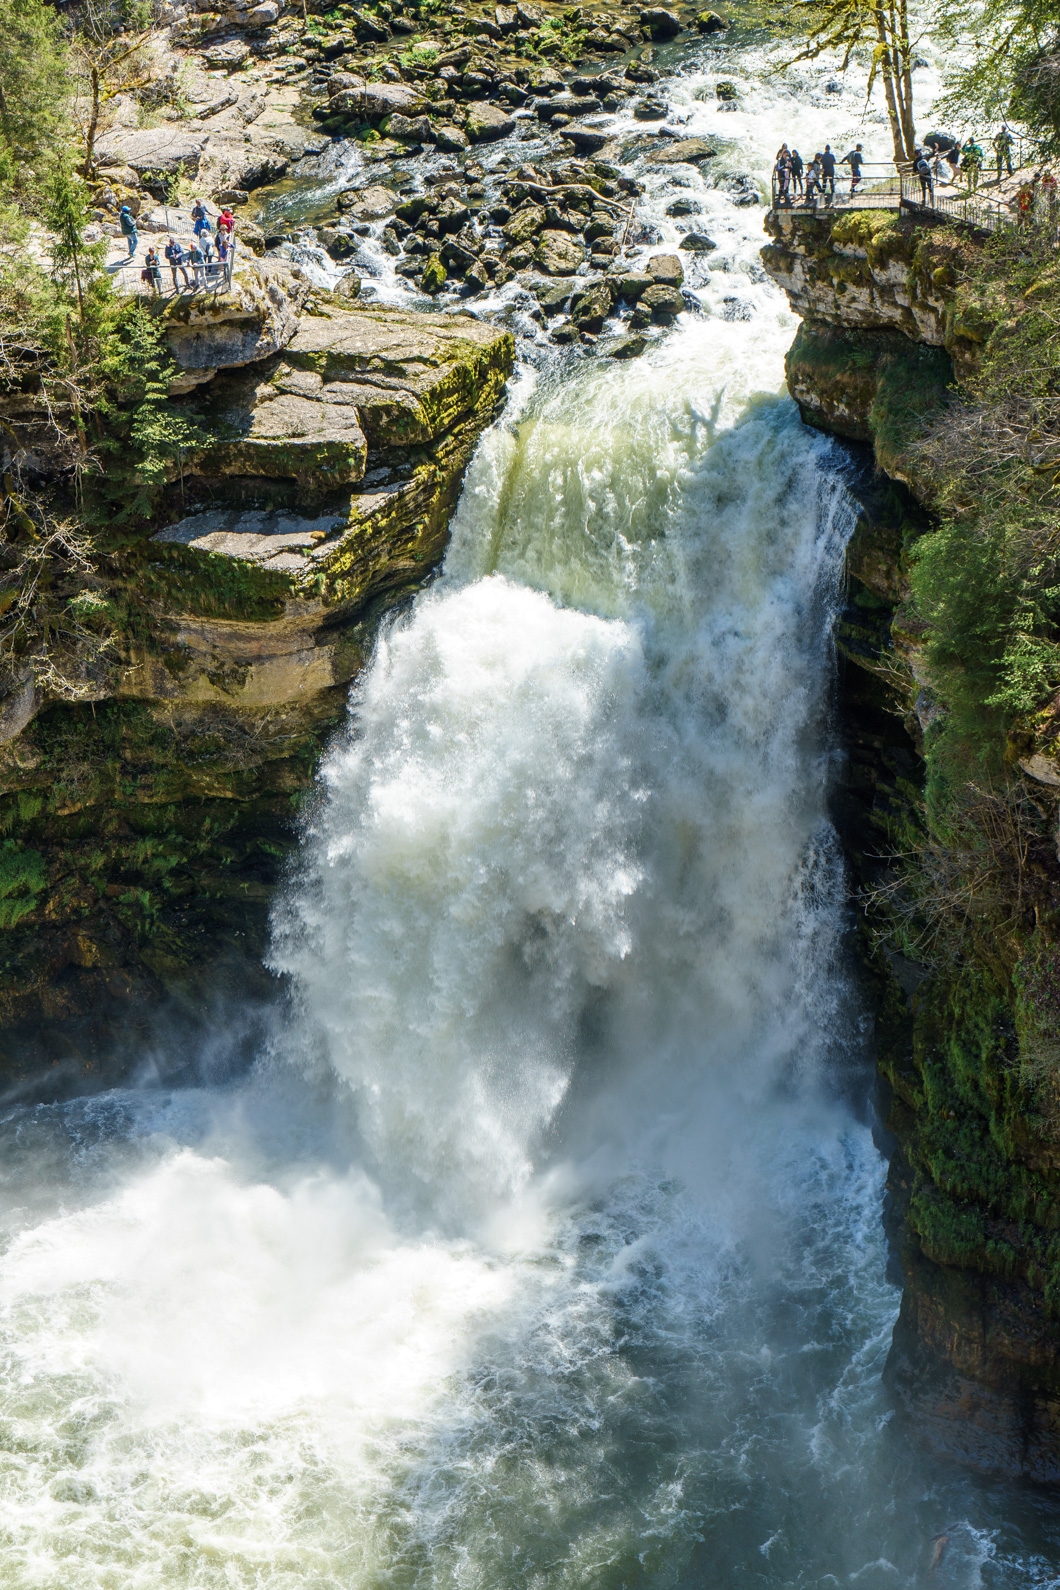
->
[0, 0, 72, 192]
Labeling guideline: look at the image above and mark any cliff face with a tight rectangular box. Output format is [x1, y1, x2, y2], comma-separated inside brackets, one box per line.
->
[0, 265, 512, 1081]
[763, 209, 1060, 1485]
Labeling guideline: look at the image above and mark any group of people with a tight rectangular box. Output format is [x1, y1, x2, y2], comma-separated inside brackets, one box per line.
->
[774, 125, 1019, 211]
[773, 143, 865, 205]
[911, 129, 1014, 201]
[118, 199, 237, 294]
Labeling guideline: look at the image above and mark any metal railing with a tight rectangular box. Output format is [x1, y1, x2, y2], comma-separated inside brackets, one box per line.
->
[897, 170, 1010, 232]
[770, 157, 1023, 233]
[770, 161, 904, 209]
[107, 237, 237, 298]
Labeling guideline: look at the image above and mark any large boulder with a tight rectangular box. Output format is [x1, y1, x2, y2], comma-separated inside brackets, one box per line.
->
[196, 369, 369, 489]
[640, 283, 685, 320]
[338, 183, 397, 219]
[648, 137, 716, 165]
[503, 205, 547, 244]
[536, 94, 601, 121]
[161, 262, 309, 388]
[640, 6, 682, 35]
[647, 253, 684, 286]
[95, 125, 207, 179]
[536, 229, 585, 274]
[465, 101, 516, 142]
[562, 123, 612, 153]
[328, 78, 428, 120]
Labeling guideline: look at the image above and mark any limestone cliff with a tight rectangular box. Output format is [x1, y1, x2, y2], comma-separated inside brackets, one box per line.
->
[763, 207, 1060, 1485]
[0, 265, 512, 1078]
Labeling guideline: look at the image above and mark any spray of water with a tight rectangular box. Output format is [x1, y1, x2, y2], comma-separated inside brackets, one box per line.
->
[1, 39, 1052, 1590]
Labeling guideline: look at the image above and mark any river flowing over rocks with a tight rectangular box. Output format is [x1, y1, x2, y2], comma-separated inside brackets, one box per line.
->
[5, 13, 1060, 1590]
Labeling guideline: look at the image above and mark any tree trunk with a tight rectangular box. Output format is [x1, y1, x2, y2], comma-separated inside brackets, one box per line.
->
[83, 64, 101, 179]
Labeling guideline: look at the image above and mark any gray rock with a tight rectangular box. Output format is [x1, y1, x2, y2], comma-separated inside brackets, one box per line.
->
[679, 232, 717, 252]
[640, 283, 684, 320]
[496, 3, 518, 28]
[435, 123, 470, 151]
[634, 97, 668, 120]
[338, 183, 397, 219]
[570, 282, 611, 331]
[608, 271, 652, 300]
[503, 204, 547, 243]
[465, 101, 516, 142]
[531, 277, 577, 313]
[647, 252, 684, 286]
[608, 333, 647, 358]
[695, 9, 729, 32]
[163, 262, 308, 379]
[387, 112, 434, 143]
[95, 125, 207, 178]
[648, 137, 716, 165]
[561, 123, 612, 153]
[536, 94, 601, 121]
[640, 6, 681, 34]
[328, 79, 428, 120]
[666, 197, 699, 216]
[536, 229, 586, 274]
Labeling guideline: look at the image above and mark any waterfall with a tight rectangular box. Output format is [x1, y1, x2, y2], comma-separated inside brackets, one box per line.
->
[3, 33, 1055, 1590]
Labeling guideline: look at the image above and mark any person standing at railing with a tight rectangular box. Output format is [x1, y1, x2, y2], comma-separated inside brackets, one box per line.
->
[218, 208, 235, 241]
[188, 240, 207, 288]
[142, 247, 162, 295]
[774, 146, 791, 205]
[199, 219, 215, 264]
[805, 155, 822, 203]
[216, 231, 231, 283]
[842, 143, 864, 196]
[993, 127, 1014, 182]
[119, 205, 138, 258]
[820, 145, 837, 199]
[790, 149, 804, 195]
[165, 237, 191, 291]
[915, 150, 935, 204]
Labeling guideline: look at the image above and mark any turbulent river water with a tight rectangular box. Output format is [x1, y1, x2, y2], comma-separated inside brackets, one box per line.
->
[5, 29, 1060, 1590]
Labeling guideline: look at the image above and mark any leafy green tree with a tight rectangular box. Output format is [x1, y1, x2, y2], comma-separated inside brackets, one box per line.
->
[776, 0, 920, 162]
[0, 0, 72, 191]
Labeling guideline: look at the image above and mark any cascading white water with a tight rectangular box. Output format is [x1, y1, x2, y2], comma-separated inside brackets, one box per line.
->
[2, 34, 1057, 1590]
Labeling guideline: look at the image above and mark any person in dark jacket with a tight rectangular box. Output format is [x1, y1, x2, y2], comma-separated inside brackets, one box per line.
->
[789, 148, 804, 194]
[119, 204, 137, 257]
[915, 150, 934, 204]
[164, 237, 190, 289]
[842, 143, 864, 195]
[142, 246, 162, 294]
[820, 144, 836, 198]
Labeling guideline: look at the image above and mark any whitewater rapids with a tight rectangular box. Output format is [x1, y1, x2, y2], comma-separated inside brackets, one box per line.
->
[2, 35, 1057, 1590]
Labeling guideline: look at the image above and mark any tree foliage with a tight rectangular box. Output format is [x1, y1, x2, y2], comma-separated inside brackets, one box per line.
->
[768, 0, 921, 161]
[0, 0, 72, 192]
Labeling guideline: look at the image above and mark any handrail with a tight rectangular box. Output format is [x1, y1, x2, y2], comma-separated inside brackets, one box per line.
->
[107, 236, 237, 298]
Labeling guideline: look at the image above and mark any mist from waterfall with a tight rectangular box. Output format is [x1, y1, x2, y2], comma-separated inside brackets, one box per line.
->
[2, 38, 1058, 1590]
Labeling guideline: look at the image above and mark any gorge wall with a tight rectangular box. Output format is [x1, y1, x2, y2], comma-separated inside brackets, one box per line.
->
[763, 205, 1060, 1484]
[0, 263, 512, 1085]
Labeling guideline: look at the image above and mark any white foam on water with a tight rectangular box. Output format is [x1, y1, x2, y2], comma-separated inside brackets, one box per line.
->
[0, 32, 1049, 1590]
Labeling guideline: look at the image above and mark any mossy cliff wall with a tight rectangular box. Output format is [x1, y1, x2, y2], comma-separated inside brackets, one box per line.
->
[0, 266, 512, 1085]
[763, 208, 1060, 1484]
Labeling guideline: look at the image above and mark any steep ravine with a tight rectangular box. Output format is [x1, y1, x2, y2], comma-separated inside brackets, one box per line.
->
[762, 206, 1060, 1484]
